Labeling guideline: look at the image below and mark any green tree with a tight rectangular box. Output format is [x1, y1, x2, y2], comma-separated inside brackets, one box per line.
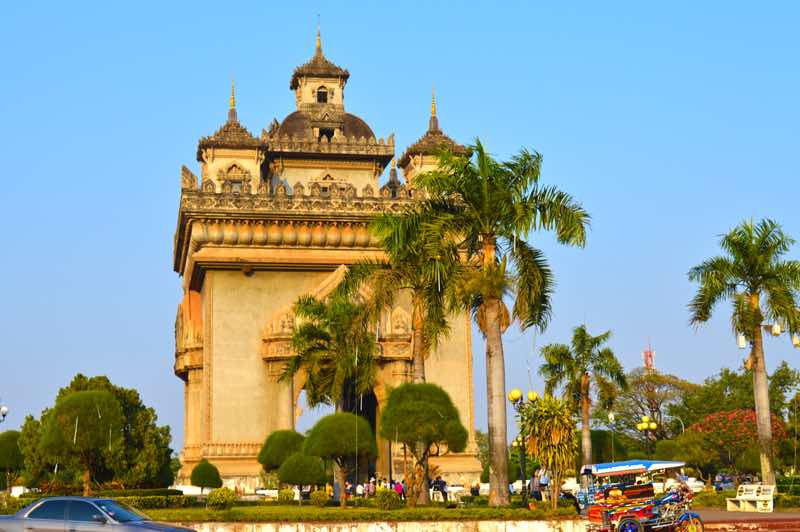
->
[673, 431, 719, 482]
[40, 390, 123, 495]
[597, 368, 696, 443]
[304, 413, 377, 507]
[55, 374, 174, 488]
[277, 453, 325, 494]
[572, 430, 628, 465]
[0, 431, 23, 491]
[280, 295, 378, 409]
[520, 395, 577, 510]
[379, 383, 467, 505]
[18, 416, 48, 487]
[688, 219, 800, 484]
[258, 430, 305, 472]
[474, 430, 489, 472]
[414, 140, 589, 505]
[540, 325, 626, 468]
[190, 459, 222, 493]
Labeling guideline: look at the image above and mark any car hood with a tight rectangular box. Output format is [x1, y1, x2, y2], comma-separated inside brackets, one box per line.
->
[124, 521, 195, 532]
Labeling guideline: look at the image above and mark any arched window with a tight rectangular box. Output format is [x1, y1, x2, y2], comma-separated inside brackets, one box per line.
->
[316, 86, 328, 103]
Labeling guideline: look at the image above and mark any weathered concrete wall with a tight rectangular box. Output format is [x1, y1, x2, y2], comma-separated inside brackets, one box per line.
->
[183, 521, 587, 532]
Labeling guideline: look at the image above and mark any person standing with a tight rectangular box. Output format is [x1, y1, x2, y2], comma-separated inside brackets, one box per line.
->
[531, 469, 542, 501]
[539, 469, 550, 501]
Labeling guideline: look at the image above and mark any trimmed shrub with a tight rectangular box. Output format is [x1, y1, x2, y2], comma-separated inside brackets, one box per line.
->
[207, 487, 236, 510]
[309, 490, 330, 507]
[374, 488, 402, 510]
[277, 488, 294, 503]
[258, 430, 305, 472]
[190, 459, 222, 492]
[278, 453, 325, 488]
[116, 495, 196, 509]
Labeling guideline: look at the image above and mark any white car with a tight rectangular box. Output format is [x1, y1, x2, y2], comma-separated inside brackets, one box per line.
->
[661, 477, 705, 493]
[561, 477, 580, 495]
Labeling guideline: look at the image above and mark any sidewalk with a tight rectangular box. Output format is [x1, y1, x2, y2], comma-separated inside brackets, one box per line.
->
[699, 509, 800, 531]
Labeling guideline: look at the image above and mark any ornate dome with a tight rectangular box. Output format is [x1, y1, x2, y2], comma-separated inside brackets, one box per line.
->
[275, 111, 375, 140]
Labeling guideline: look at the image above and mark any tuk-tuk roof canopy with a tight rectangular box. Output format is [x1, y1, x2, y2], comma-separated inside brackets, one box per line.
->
[584, 459, 685, 477]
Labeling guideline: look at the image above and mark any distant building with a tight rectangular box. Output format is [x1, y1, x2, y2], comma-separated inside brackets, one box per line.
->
[172, 32, 480, 490]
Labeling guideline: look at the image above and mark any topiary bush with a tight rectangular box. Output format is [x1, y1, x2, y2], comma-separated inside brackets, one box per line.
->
[309, 490, 330, 507]
[190, 459, 222, 493]
[258, 430, 305, 472]
[374, 488, 402, 510]
[277, 488, 294, 503]
[207, 487, 236, 510]
[277, 453, 325, 488]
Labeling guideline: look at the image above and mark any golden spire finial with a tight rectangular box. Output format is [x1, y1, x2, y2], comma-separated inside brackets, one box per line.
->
[431, 84, 437, 117]
[316, 16, 322, 53]
[230, 79, 236, 110]
[391, 157, 396, 169]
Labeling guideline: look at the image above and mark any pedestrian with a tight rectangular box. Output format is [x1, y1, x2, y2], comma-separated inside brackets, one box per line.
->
[470, 483, 480, 497]
[356, 482, 365, 497]
[531, 469, 542, 501]
[539, 469, 550, 501]
[394, 479, 404, 499]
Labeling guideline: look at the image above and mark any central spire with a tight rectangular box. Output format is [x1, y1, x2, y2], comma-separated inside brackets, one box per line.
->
[315, 18, 322, 56]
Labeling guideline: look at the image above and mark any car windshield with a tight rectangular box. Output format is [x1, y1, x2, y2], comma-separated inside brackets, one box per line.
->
[95, 501, 148, 523]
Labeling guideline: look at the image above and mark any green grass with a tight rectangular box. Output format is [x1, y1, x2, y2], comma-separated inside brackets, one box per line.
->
[145, 505, 577, 523]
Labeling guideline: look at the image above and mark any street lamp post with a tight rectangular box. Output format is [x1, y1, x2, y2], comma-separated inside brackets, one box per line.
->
[508, 388, 539, 507]
[608, 413, 616, 462]
[636, 416, 658, 456]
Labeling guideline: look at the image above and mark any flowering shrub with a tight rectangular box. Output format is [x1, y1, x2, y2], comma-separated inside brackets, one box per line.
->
[309, 490, 330, 507]
[277, 488, 295, 503]
[374, 487, 403, 510]
[690, 409, 785, 451]
[207, 487, 236, 510]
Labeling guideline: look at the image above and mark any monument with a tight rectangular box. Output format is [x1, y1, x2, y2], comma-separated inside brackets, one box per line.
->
[172, 32, 481, 490]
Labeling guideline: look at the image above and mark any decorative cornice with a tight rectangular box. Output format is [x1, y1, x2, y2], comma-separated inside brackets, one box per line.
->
[268, 131, 394, 159]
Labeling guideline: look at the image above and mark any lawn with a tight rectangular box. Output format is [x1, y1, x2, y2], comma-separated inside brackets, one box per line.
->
[146, 505, 577, 523]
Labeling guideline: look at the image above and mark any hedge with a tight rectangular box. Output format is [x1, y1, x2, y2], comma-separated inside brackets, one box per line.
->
[146, 505, 577, 523]
[7, 495, 199, 511]
[19, 488, 184, 499]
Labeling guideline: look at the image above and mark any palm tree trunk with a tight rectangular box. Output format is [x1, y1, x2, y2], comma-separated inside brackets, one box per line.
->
[580, 374, 592, 486]
[336, 462, 348, 508]
[751, 325, 776, 485]
[411, 295, 426, 384]
[82, 467, 91, 496]
[485, 295, 510, 506]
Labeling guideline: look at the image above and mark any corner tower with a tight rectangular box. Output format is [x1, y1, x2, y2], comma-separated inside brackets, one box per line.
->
[398, 88, 469, 182]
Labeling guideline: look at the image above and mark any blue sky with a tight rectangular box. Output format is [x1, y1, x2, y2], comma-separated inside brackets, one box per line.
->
[1, 2, 798, 448]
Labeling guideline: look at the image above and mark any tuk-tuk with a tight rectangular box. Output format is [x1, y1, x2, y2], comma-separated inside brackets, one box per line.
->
[579, 460, 703, 531]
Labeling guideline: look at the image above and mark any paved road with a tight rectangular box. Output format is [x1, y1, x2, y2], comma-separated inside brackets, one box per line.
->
[699, 508, 800, 522]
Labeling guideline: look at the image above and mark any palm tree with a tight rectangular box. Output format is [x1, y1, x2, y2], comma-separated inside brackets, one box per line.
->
[520, 394, 577, 510]
[539, 325, 626, 469]
[413, 139, 590, 505]
[335, 213, 460, 504]
[279, 294, 378, 410]
[688, 218, 800, 485]
[337, 212, 461, 384]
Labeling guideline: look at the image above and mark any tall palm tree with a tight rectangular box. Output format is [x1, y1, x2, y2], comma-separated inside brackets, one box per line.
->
[688, 218, 800, 485]
[539, 325, 626, 469]
[279, 294, 378, 410]
[412, 139, 590, 505]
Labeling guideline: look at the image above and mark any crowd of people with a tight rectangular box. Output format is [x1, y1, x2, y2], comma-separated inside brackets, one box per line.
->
[329, 475, 455, 502]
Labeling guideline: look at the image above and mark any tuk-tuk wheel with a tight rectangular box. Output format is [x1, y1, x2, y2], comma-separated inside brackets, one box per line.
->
[616, 518, 643, 532]
[677, 517, 704, 532]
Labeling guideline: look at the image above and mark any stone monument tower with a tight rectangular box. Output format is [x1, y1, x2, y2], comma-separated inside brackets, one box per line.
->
[173, 32, 481, 490]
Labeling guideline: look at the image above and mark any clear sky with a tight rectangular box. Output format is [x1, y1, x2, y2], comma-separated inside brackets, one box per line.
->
[1, 2, 798, 449]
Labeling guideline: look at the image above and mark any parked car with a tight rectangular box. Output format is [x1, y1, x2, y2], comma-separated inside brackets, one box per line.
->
[0, 497, 195, 532]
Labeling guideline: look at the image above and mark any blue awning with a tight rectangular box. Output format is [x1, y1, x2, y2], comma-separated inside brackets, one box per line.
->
[584, 460, 685, 477]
